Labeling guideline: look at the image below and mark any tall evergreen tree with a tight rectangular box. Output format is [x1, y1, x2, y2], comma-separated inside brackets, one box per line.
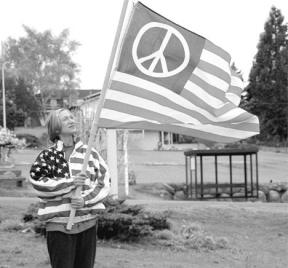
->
[243, 6, 288, 143]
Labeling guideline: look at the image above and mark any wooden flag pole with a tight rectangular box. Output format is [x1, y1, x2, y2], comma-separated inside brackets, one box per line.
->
[66, 0, 130, 230]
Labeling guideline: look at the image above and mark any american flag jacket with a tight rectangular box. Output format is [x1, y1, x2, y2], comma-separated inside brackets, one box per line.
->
[29, 138, 110, 224]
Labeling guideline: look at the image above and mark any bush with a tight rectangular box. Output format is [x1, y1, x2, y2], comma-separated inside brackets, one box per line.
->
[22, 202, 46, 236]
[22, 201, 170, 242]
[98, 204, 170, 241]
[180, 223, 229, 250]
[23, 203, 40, 222]
[21, 201, 228, 251]
[97, 212, 153, 241]
[0, 219, 24, 232]
[154, 229, 176, 240]
[16, 134, 40, 148]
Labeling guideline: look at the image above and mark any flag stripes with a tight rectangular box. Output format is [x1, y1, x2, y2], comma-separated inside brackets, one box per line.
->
[204, 39, 231, 64]
[107, 72, 251, 123]
[181, 86, 235, 117]
[101, 102, 258, 129]
[193, 67, 229, 92]
[200, 49, 231, 75]
[99, 117, 257, 143]
[105, 99, 187, 124]
[183, 80, 227, 109]
[99, 71, 258, 142]
[100, 109, 258, 132]
[198, 60, 231, 86]
[186, 73, 227, 102]
[226, 72, 244, 106]
[105, 90, 200, 124]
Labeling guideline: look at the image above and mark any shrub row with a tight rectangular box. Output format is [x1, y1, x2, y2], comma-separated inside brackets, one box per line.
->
[22, 200, 170, 242]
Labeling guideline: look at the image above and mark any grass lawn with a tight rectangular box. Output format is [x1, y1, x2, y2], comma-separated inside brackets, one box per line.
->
[0, 197, 287, 267]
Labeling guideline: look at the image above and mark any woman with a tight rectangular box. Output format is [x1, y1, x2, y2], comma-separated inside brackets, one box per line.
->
[30, 108, 110, 268]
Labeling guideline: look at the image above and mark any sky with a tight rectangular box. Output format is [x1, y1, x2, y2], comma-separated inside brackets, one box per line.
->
[0, 0, 287, 89]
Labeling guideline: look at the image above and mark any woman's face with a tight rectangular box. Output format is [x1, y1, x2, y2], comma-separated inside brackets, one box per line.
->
[58, 110, 77, 135]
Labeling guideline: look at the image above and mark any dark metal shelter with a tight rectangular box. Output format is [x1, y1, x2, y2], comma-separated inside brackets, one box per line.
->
[184, 147, 259, 200]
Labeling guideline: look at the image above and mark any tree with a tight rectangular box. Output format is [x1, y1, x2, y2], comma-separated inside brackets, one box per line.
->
[3, 25, 81, 115]
[242, 7, 288, 143]
[0, 75, 23, 129]
[14, 78, 41, 123]
[0, 74, 40, 129]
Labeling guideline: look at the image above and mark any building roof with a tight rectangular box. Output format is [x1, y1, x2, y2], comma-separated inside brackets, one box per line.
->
[83, 90, 101, 101]
[36, 89, 100, 100]
[77, 89, 100, 99]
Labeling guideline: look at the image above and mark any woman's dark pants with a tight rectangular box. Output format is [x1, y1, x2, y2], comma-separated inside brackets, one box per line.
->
[46, 226, 97, 268]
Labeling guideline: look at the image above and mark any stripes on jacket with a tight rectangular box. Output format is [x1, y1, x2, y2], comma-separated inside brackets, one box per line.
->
[29, 138, 110, 223]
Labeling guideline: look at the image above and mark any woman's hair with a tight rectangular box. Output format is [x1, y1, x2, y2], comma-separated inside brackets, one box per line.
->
[46, 108, 67, 142]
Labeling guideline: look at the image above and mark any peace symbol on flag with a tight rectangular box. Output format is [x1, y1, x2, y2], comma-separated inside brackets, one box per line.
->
[132, 22, 190, 78]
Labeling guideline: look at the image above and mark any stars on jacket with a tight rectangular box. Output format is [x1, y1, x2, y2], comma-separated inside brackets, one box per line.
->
[30, 147, 70, 180]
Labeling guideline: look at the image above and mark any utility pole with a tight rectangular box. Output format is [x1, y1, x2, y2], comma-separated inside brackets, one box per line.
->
[1, 42, 7, 129]
[1, 62, 7, 129]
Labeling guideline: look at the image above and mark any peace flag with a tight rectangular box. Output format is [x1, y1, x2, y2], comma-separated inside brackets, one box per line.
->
[98, 2, 259, 143]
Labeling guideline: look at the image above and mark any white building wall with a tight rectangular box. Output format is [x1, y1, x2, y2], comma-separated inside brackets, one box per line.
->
[128, 130, 160, 151]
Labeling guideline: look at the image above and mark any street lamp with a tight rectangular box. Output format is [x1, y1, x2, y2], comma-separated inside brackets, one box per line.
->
[1, 61, 8, 129]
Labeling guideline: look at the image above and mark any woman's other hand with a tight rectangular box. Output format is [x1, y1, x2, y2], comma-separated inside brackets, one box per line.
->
[71, 197, 85, 209]
[73, 172, 88, 187]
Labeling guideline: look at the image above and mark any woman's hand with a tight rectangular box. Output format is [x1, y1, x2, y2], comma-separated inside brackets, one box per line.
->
[71, 197, 85, 209]
[73, 172, 88, 187]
